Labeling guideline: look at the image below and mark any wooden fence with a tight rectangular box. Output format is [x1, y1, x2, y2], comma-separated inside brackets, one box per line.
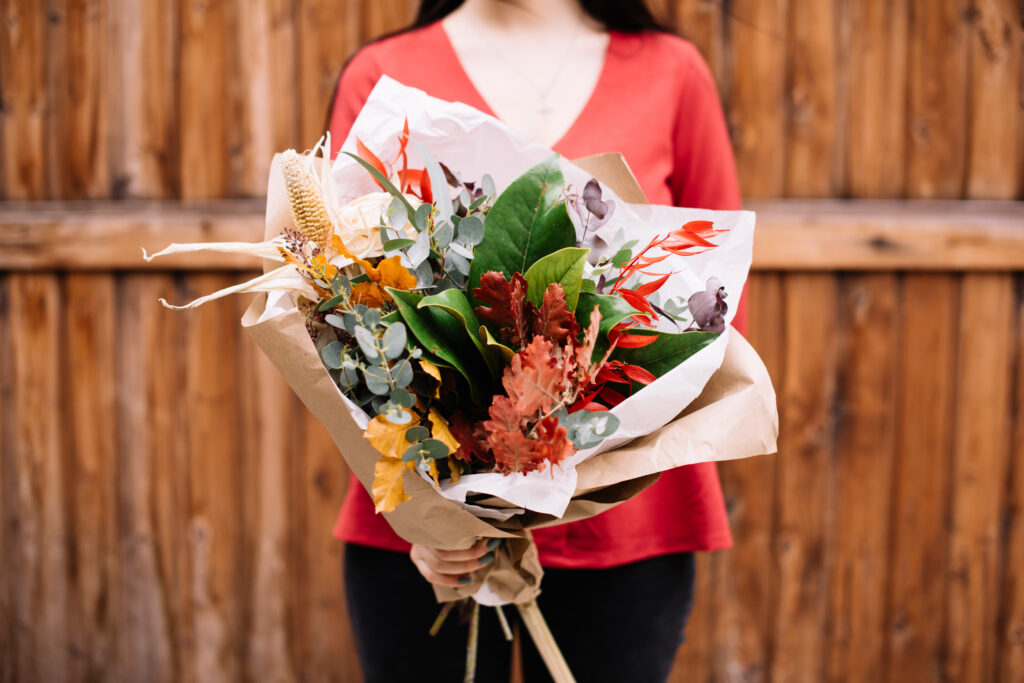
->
[2, 0, 1024, 682]
[1, 201, 1022, 683]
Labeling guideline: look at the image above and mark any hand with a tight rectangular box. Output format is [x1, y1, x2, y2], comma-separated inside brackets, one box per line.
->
[409, 538, 501, 588]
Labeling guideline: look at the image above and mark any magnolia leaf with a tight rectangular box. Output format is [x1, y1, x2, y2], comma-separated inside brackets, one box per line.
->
[468, 156, 575, 300]
[418, 288, 501, 377]
[372, 456, 410, 513]
[610, 330, 720, 378]
[523, 247, 589, 311]
[478, 325, 514, 364]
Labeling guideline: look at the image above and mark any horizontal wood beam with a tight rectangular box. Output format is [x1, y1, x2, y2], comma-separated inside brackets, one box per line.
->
[0, 199, 1022, 271]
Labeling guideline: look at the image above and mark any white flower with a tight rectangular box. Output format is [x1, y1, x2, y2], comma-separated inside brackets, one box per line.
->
[335, 191, 418, 259]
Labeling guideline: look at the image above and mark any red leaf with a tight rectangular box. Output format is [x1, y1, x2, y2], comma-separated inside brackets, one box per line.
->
[633, 273, 671, 298]
[598, 386, 629, 406]
[621, 363, 656, 385]
[502, 336, 564, 416]
[533, 283, 579, 343]
[613, 332, 659, 348]
[617, 289, 655, 316]
[356, 138, 388, 188]
[488, 428, 543, 475]
[534, 416, 573, 469]
[449, 411, 488, 464]
[473, 271, 529, 345]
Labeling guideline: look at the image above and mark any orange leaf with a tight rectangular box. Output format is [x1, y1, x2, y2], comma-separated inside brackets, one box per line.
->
[502, 336, 564, 416]
[356, 138, 388, 189]
[372, 456, 410, 513]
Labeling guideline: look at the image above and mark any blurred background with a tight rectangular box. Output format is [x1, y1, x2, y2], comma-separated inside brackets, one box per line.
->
[0, 0, 1022, 682]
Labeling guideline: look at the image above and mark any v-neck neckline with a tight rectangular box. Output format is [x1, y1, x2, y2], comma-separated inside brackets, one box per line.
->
[434, 21, 616, 151]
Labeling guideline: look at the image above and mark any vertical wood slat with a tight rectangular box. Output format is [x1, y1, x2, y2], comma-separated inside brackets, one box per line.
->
[0, 274, 14, 683]
[906, 0, 972, 198]
[709, 272, 784, 682]
[178, 0, 231, 199]
[114, 274, 181, 683]
[0, 0, 48, 199]
[998, 274, 1024, 682]
[673, 0, 727, 91]
[360, 0, 416, 41]
[181, 274, 244, 681]
[6, 275, 69, 682]
[945, 274, 1016, 683]
[966, 0, 1021, 199]
[885, 275, 958, 683]
[727, 0, 789, 199]
[771, 274, 839, 683]
[845, 0, 909, 198]
[108, 0, 180, 197]
[297, 0, 362, 145]
[45, 0, 110, 199]
[237, 301, 295, 682]
[825, 275, 898, 683]
[783, 0, 838, 197]
[63, 274, 119, 682]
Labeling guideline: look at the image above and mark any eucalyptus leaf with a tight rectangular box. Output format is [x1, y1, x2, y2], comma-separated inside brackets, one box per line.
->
[383, 405, 414, 425]
[433, 220, 454, 249]
[382, 322, 407, 360]
[405, 425, 430, 442]
[456, 215, 484, 245]
[580, 279, 597, 294]
[448, 241, 474, 259]
[339, 366, 360, 390]
[389, 388, 415, 408]
[413, 203, 432, 232]
[611, 248, 633, 268]
[387, 197, 408, 230]
[384, 238, 416, 252]
[445, 250, 470, 277]
[354, 326, 380, 361]
[411, 139, 455, 223]
[324, 314, 346, 329]
[320, 341, 345, 370]
[565, 411, 620, 449]
[481, 174, 495, 196]
[407, 228, 431, 267]
[362, 365, 391, 395]
[392, 358, 414, 388]
[362, 308, 381, 329]
[415, 260, 435, 288]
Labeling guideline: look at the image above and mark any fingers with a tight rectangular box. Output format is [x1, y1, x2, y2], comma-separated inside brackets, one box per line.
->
[409, 538, 503, 588]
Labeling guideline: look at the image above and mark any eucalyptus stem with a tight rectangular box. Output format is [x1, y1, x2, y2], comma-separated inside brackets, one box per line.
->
[429, 601, 454, 637]
[495, 605, 513, 642]
[464, 601, 480, 683]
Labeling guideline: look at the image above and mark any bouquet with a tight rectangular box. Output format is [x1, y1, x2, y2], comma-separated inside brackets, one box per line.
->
[147, 76, 777, 682]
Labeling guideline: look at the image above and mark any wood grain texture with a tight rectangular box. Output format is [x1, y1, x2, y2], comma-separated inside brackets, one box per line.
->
[6, 275, 70, 682]
[298, 0, 361, 145]
[885, 274, 958, 683]
[361, 0, 415, 41]
[846, 0, 909, 198]
[727, 0, 789, 198]
[906, 0, 971, 198]
[998, 274, 1024, 682]
[966, 0, 1021, 199]
[770, 274, 838, 683]
[784, 0, 837, 197]
[945, 274, 1016, 683]
[674, 0, 726, 91]
[0, 274, 14, 683]
[63, 274, 119, 682]
[825, 275, 898, 683]
[0, 0, 48, 199]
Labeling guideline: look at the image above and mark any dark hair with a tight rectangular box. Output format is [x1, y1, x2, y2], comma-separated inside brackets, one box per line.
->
[414, 0, 670, 34]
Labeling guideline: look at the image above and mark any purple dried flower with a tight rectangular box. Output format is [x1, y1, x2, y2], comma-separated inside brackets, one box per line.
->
[687, 277, 728, 333]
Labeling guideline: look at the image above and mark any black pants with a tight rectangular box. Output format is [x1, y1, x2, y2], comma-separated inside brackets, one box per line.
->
[344, 544, 697, 682]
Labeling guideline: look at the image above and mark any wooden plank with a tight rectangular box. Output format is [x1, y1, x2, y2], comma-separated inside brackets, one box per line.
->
[361, 0, 415, 41]
[5, 274, 70, 682]
[770, 273, 839, 683]
[885, 274, 958, 683]
[181, 273, 244, 681]
[107, 0, 180, 197]
[998, 275, 1024, 683]
[966, 0, 1021, 199]
[846, 0, 909, 197]
[674, 0, 726, 90]
[233, 0, 299, 197]
[784, 0, 838, 197]
[906, 0, 971, 198]
[0, 0, 48, 199]
[705, 272, 783, 682]
[63, 273, 120, 681]
[825, 274, 898, 683]
[297, 0, 361, 145]
[945, 274, 1015, 683]
[5, 199, 1023, 272]
[45, 0, 110, 199]
[114, 273, 181, 683]
[294, 404, 360, 682]
[0, 273, 15, 683]
[179, 0, 231, 199]
[727, 0, 789, 198]
[236, 300, 296, 682]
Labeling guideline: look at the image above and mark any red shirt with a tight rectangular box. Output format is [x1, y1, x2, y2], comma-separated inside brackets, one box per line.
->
[328, 22, 743, 568]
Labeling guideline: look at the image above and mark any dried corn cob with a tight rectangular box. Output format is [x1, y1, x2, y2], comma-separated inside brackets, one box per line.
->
[282, 150, 332, 250]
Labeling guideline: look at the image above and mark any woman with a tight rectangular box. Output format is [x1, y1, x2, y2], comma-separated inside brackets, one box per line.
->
[328, 1, 744, 680]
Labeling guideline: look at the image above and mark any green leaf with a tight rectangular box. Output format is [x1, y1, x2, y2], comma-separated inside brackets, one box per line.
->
[610, 248, 633, 268]
[610, 330, 720, 378]
[575, 292, 642, 360]
[565, 411, 620, 449]
[383, 238, 416, 252]
[580, 279, 597, 294]
[382, 323, 407, 360]
[478, 325, 514, 364]
[362, 365, 392, 395]
[320, 341, 345, 370]
[468, 156, 576, 299]
[456, 215, 484, 245]
[390, 388, 415, 408]
[341, 152, 417, 221]
[418, 289, 501, 377]
[354, 326, 379, 361]
[388, 289, 492, 406]
[405, 425, 430, 442]
[522, 247, 589, 311]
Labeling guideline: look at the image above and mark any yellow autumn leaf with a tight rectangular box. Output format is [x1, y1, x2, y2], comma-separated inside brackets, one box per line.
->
[364, 413, 414, 458]
[372, 456, 410, 513]
[351, 281, 390, 308]
[428, 408, 460, 455]
[376, 255, 417, 291]
[448, 456, 463, 484]
[426, 459, 441, 488]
